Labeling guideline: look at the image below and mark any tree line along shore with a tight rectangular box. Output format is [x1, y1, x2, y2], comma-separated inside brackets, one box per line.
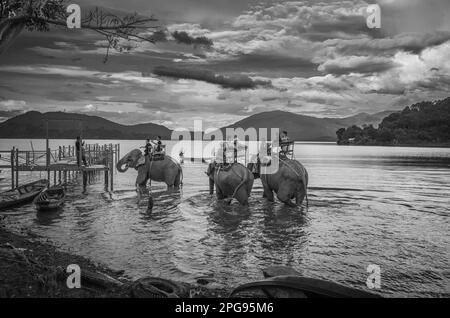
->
[336, 97, 450, 147]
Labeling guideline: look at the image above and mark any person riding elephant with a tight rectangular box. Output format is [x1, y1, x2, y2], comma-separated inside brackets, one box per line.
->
[206, 162, 254, 206]
[116, 149, 183, 198]
[258, 156, 308, 207]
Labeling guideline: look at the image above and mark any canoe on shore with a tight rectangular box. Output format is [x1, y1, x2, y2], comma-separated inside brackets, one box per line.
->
[34, 186, 65, 211]
[0, 179, 49, 211]
[229, 275, 382, 298]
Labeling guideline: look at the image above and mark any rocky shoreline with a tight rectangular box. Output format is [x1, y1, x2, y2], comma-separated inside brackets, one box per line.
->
[0, 225, 227, 298]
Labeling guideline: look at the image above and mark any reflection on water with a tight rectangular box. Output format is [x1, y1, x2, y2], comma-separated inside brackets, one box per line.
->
[0, 140, 449, 297]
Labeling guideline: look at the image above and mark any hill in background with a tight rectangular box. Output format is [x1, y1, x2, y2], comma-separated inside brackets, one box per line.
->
[222, 110, 391, 141]
[0, 111, 171, 139]
[0, 109, 392, 141]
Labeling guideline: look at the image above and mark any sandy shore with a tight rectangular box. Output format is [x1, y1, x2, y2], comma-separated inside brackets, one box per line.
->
[0, 224, 227, 298]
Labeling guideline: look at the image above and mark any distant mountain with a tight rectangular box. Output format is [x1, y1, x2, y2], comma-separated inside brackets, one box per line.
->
[222, 110, 393, 141]
[325, 111, 393, 128]
[0, 111, 171, 139]
[0, 109, 393, 141]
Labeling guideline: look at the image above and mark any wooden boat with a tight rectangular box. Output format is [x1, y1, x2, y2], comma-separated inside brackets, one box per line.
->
[229, 275, 382, 298]
[34, 185, 65, 211]
[0, 179, 49, 211]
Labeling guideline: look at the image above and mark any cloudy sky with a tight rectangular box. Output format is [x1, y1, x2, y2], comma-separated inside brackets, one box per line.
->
[1, 0, 450, 129]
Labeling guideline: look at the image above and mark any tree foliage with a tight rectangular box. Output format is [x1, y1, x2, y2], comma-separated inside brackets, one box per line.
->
[0, 0, 161, 61]
[336, 97, 450, 146]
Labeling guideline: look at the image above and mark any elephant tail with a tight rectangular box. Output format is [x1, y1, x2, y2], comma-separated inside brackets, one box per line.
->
[230, 165, 249, 201]
[285, 159, 309, 208]
[300, 164, 308, 208]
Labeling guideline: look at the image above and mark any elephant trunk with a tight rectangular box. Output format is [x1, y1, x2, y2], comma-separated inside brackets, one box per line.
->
[116, 157, 129, 173]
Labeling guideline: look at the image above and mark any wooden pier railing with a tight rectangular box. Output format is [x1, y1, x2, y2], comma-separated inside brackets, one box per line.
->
[0, 143, 120, 192]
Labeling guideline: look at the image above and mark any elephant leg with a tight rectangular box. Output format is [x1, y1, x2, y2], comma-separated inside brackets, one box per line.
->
[216, 184, 225, 200]
[209, 178, 215, 195]
[263, 187, 274, 201]
[174, 169, 182, 188]
[234, 187, 249, 206]
[296, 183, 307, 206]
[136, 169, 149, 201]
[277, 181, 299, 207]
[137, 183, 149, 202]
[296, 192, 305, 206]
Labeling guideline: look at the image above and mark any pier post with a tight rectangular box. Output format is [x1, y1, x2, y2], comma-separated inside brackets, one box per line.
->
[109, 144, 114, 191]
[46, 145, 50, 182]
[104, 167, 109, 191]
[82, 169, 87, 193]
[58, 146, 61, 184]
[10, 148, 14, 189]
[15, 148, 19, 188]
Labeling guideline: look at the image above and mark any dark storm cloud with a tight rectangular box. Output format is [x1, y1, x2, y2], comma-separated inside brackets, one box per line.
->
[332, 31, 450, 56]
[207, 54, 320, 78]
[305, 14, 380, 40]
[153, 65, 272, 89]
[171, 31, 213, 46]
[319, 56, 397, 75]
[369, 88, 406, 95]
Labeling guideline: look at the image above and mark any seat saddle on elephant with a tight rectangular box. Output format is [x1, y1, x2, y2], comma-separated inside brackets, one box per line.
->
[148, 153, 165, 161]
[248, 140, 295, 179]
[210, 161, 234, 171]
[145, 144, 166, 161]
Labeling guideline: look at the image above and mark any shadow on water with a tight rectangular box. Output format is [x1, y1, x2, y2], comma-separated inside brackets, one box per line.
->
[35, 209, 64, 226]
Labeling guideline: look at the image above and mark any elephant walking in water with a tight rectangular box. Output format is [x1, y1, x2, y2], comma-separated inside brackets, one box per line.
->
[256, 157, 308, 207]
[116, 149, 183, 200]
[206, 163, 254, 206]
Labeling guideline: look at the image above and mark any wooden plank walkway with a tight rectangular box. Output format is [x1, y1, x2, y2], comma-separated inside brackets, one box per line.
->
[0, 142, 120, 192]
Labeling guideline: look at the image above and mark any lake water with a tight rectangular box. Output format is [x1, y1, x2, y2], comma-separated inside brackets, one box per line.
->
[0, 139, 449, 297]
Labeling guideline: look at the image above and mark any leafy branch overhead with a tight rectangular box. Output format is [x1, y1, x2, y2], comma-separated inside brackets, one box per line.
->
[0, 0, 162, 61]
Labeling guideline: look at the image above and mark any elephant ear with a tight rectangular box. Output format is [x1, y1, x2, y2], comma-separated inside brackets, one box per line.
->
[136, 154, 146, 168]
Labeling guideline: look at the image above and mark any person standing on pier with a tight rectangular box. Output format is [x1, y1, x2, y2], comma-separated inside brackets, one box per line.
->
[75, 136, 87, 166]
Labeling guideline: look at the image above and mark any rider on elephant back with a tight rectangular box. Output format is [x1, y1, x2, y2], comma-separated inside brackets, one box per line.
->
[212, 137, 246, 167]
[232, 135, 247, 163]
[150, 136, 165, 158]
[142, 139, 153, 157]
[280, 130, 290, 155]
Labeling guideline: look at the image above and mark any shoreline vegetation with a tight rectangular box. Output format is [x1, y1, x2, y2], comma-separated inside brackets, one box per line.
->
[336, 97, 450, 147]
[0, 225, 227, 298]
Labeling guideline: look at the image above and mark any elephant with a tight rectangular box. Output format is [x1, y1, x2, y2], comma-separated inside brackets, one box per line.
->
[206, 162, 254, 206]
[258, 157, 308, 207]
[116, 149, 183, 196]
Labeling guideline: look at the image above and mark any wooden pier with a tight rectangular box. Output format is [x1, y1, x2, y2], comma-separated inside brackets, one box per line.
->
[0, 143, 120, 192]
